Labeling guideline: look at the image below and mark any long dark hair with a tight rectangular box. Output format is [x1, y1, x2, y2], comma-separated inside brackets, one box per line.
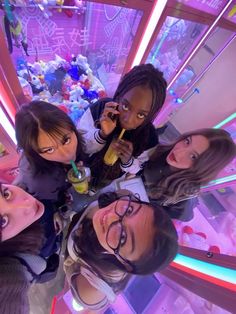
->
[70, 191, 178, 293]
[146, 128, 236, 203]
[0, 221, 44, 257]
[15, 101, 84, 175]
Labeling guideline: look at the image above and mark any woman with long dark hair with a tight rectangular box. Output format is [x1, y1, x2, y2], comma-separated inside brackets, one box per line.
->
[14, 100, 86, 203]
[0, 183, 63, 314]
[64, 191, 178, 310]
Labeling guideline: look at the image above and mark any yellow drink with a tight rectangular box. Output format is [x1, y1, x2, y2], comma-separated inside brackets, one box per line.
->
[104, 129, 125, 166]
[67, 167, 89, 194]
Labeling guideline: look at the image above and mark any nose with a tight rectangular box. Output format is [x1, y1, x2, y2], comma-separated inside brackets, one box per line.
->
[20, 197, 34, 215]
[175, 148, 189, 162]
[123, 112, 135, 126]
[57, 145, 72, 158]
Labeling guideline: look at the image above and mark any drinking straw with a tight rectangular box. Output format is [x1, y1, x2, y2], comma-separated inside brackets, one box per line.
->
[118, 128, 125, 140]
[70, 160, 81, 179]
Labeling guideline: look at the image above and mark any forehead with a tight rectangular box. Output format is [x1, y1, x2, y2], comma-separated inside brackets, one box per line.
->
[190, 135, 209, 154]
[37, 128, 69, 148]
[122, 86, 152, 111]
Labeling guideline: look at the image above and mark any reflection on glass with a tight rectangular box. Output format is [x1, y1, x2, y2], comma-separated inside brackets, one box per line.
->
[9, 3, 142, 95]
[146, 16, 207, 82]
[177, 0, 228, 16]
[171, 27, 235, 97]
[224, 2, 236, 24]
[84, 3, 142, 95]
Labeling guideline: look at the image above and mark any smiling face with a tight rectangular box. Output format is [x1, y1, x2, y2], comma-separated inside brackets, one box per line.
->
[118, 86, 152, 130]
[92, 197, 155, 264]
[166, 135, 209, 169]
[0, 184, 44, 242]
[37, 128, 78, 164]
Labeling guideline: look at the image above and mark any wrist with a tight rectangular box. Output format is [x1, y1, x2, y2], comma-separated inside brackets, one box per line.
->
[99, 129, 109, 139]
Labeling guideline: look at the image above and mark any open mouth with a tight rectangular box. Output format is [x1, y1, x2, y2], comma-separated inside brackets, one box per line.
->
[169, 152, 176, 162]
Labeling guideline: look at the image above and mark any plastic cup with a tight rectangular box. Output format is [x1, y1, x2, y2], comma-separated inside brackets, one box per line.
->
[67, 167, 89, 194]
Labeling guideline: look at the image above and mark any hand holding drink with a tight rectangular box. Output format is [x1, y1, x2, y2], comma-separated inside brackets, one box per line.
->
[104, 129, 126, 166]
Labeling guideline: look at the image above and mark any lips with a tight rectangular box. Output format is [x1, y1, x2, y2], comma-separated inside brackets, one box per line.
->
[169, 152, 177, 162]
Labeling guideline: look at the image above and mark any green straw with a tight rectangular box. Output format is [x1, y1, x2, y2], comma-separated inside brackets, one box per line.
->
[70, 160, 81, 179]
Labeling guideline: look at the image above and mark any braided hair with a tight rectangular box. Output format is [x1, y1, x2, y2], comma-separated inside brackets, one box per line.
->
[114, 63, 167, 124]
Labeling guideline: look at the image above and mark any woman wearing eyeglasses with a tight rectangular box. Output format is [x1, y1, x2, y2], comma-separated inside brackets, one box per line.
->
[64, 191, 178, 310]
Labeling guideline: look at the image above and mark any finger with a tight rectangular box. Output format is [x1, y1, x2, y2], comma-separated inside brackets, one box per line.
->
[118, 139, 133, 149]
[103, 107, 120, 116]
[105, 101, 119, 109]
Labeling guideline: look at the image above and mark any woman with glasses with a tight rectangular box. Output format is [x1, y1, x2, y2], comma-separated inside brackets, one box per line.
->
[64, 191, 178, 310]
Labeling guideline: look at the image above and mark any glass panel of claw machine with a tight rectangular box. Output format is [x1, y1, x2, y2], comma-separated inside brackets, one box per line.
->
[0, 0, 143, 126]
[142, 0, 235, 125]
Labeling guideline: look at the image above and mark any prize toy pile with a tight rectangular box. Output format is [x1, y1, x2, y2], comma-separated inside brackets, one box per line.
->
[17, 54, 106, 125]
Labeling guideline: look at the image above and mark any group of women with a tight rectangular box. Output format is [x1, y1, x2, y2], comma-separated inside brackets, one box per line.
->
[0, 64, 235, 313]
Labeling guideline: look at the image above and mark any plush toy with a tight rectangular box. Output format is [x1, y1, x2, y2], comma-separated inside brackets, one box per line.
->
[181, 225, 221, 253]
[69, 84, 84, 102]
[29, 74, 44, 94]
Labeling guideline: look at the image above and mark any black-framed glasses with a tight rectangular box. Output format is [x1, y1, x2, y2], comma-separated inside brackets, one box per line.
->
[105, 194, 143, 270]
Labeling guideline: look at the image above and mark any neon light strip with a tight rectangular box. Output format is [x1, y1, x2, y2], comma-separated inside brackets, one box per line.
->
[0, 107, 17, 144]
[171, 261, 236, 291]
[214, 112, 236, 128]
[131, 0, 168, 68]
[202, 174, 236, 188]
[174, 254, 236, 284]
[167, 0, 233, 89]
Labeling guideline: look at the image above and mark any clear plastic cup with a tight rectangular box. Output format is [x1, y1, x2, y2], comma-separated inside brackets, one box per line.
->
[67, 166, 89, 194]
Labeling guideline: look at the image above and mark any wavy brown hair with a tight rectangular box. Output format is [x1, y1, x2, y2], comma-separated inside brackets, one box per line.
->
[146, 128, 236, 204]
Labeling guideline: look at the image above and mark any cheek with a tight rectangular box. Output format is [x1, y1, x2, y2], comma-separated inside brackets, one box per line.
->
[39, 153, 55, 161]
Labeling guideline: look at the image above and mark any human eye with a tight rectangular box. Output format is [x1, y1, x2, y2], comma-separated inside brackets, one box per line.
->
[120, 230, 127, 246]
[121, 103, 129, 111]
[0, 215, 9, 228]
[126, 205, 134, 216]
[137, 113, 146, 119]
[184, 137, 190, 145]
[62, 136, 71, 145]
[2, 187, 12, 200]
[41, 147, 55, 154]
[190, 154, 197, 161]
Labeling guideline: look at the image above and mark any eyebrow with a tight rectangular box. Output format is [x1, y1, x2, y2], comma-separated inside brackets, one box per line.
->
[39, 133, 71, 151]
[122, 98, 150, 114]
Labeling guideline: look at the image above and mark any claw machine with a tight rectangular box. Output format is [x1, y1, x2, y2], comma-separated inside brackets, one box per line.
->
[0, 1, 236, 313]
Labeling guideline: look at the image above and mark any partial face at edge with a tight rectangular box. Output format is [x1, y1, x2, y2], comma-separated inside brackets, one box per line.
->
[92, 198, 155, 264]
[37, 128, 78, 164]
[166, 135, 209, 169]
[0, 184, 44, 242]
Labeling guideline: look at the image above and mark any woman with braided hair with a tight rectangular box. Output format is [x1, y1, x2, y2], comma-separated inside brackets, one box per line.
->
[77, 63, 167, 188]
